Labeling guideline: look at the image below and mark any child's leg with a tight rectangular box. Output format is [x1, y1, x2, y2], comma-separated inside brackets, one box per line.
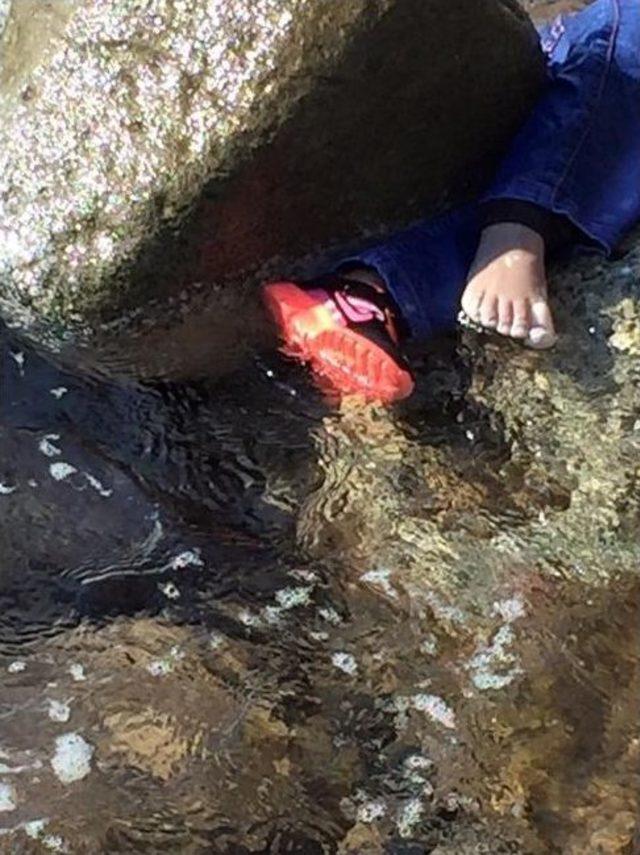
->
[264, 0, 640, 400]
[262, 206, 481, 402]
[485, 0, 640, 252]
[463, 0, 640, 340]
[339, 206, 481, 341]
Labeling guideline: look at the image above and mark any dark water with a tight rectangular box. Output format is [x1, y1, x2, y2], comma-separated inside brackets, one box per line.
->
[1, 235, 639, 855]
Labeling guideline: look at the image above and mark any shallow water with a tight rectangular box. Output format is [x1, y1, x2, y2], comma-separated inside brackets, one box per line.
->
[0, 0, 638, 848]
[1, 232, 639, 852]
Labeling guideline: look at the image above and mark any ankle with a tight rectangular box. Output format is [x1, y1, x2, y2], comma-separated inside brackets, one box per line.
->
[478, 222, 545, 258]
[340, 266, 387, 293]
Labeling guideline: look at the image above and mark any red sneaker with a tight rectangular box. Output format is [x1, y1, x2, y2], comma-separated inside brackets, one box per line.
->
[262, 275, 414, 403]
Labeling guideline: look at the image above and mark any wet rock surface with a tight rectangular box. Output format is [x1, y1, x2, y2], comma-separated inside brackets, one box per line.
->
[1, 228, 639, 850]
[1, 1, 638, 852]
[0, 0, 543, 371]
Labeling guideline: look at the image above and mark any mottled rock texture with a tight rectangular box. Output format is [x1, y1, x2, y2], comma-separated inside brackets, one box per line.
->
[0, 0, 544, 370]
[1, 227, 639, 853]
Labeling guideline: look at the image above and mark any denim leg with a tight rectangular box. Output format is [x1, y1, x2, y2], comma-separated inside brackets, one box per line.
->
[341, 206, 481, 340]
[485, 0, 640, 253]
[340, 0, 640, 341]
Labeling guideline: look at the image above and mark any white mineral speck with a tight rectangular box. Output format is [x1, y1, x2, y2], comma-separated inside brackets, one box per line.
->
[170, 550, 204, 570]
[237, 609, 262, 627]
[50, 387, 69, 399]
[209, 632, 224, 650]
[274, 585, 312, 609]
[360, 567, 398, 599]
[419, 634, 438, 656]
[492, 596, 526, 623]
[0, 483, 16, 495]
[24, 819, 48, 839]
[397, 797, 424, 838]
[404, 753, 433, 773]
[44, 835, 67, 853]
[68, 663, 86, 682]
[291, 568, 317, 583]
[146, 659, 172, 677]
[159, 581, 180, 600]
[49, 462, 77, 481]
[318, 606, 342, 625]
[8, 660, 26, 673]
[50, 733, 93, 784]
[25, 824, 68, 854]
[9, 351, 25, 373]
[0, 0, 10, 37]
[466, 623, 523, 691]
[412, 694, 457, 729]
[48, 699, 71, 723]
[472, 670, 520, 691]
[356, 799, 387, 823]
[331, 652, 358, 676]
[147, 646, 184, 676]
[0, 782, 16, 812]
[39, 434, 62, 457]
[83, 472, 112, 497]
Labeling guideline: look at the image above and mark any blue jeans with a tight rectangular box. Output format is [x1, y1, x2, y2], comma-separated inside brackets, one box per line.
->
[343, 0, 640, 340]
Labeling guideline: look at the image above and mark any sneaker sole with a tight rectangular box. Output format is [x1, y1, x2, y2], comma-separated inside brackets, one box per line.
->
[262, 281, 414, 403]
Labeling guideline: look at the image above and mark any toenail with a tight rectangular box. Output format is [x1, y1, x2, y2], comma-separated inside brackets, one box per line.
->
[528, 326, 558, 349]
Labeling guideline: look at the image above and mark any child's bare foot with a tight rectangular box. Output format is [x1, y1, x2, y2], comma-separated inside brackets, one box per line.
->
[460, 222, 557, 349]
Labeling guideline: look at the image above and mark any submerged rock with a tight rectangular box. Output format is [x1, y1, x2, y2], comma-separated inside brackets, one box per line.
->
[0, 0, 544, 372]
[1, 233, 639, 850]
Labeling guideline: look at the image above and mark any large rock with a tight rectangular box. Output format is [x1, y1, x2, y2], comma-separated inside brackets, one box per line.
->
[0, 0, 544, 374]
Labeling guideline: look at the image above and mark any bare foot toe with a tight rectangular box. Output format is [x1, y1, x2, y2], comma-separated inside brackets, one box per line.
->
[497, 296, 513, 336]
[510, 298, 530, 339]
[461, 223, 557, 348]
[526, 299, 557, 349]
[479, 294, 499, 329]
[460, 287, 482, 322]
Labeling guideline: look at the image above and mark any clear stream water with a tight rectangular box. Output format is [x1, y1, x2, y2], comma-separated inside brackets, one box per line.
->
[2, 241, 639, 851]
[0, 1, 638, 853]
